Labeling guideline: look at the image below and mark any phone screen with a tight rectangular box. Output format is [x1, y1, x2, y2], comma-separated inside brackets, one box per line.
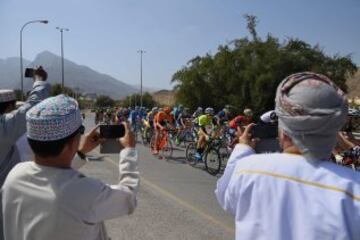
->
[100, 124, 125, 138]
[251, 124, 278, 139]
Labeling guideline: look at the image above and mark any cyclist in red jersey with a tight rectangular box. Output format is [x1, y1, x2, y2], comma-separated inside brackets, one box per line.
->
[228, 109, 253, 145]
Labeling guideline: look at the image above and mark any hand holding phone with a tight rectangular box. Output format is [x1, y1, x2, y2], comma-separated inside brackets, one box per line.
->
[239, 124, 280, 153]
[100, 124, 126, 138]
[100, 123, 134, 154]
[250, 124, 278, 139]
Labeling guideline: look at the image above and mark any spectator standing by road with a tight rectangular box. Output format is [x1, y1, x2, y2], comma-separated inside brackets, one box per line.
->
[2, 95, 139, 240]
[0, 67, 49, 187]
[215, 72, 360, 239]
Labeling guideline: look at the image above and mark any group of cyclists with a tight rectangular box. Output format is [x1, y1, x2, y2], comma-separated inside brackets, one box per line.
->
[96, 105, 266, 156]
[93, 104, 360, 173]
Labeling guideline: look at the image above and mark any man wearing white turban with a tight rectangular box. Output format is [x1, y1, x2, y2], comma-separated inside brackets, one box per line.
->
[215, 72, 360, 240]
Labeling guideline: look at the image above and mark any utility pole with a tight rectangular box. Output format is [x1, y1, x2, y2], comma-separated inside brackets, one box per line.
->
[137, 50, 146, 107]
[56, 27, 69, 92]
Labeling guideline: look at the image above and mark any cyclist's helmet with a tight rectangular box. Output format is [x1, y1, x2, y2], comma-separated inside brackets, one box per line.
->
[223, 108, 230, 114]
[197, 107, 203, 112]
[152, 107, 159, 112]
[243, 108, 253, 117]
[205, 107, 215, 115]
[163, 106, 172, 114]
[122, 108, 129, 115]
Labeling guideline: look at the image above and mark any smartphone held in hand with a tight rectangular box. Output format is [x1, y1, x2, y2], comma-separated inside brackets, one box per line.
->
[250, 124, 280, 153]
[99, 124, 125, 154]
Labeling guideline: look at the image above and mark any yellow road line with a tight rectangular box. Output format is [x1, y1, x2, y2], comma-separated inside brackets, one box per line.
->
[97, 152, 234, 234]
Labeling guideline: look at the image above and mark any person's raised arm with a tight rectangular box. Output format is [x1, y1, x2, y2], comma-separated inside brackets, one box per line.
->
[82, 123, 139, 223]
[215, 124, 256, 214]
[1, 80, 49, 145]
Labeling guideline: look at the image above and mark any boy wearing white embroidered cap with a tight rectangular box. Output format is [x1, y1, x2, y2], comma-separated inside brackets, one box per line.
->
[2, 95, 139, 240]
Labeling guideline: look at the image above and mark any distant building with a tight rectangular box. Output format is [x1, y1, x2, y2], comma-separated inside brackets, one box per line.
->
[83, 93, 97, 101]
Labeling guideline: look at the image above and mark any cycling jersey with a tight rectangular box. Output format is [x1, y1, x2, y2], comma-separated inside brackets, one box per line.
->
[197, 114, 217, 135]
[215, 110, 230, 125]
[146, 111, 156, 128]
[154, 111, 173, 127]
[198, 115, 212, 127]
[192, 110, 203, 118]
[229, 115, 252, 129]
[129, 110, 140, 123]
[177, 112, 191, 125]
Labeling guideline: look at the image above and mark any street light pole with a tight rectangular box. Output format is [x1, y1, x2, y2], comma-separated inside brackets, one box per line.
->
[56, 27, 69, 92]
[20, 20, 48, 100]
[137, 50, 146, 107]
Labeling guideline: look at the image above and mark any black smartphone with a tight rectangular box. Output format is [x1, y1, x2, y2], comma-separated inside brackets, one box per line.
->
[255, 138, 281, 153]
[251, 124, 278, 139]
[100, 124, 125, 139]
[24, 68, 34, 78]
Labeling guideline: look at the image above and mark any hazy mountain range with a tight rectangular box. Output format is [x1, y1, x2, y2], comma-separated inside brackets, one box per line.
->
[0, 51, 158, 99]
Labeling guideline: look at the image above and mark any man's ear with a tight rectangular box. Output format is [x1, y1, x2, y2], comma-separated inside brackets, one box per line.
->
[278, 128, 293, 150]
[64, 135, 81, 154]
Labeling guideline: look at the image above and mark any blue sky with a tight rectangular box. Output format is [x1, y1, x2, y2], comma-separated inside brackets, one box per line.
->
[0, 0, 359, 89]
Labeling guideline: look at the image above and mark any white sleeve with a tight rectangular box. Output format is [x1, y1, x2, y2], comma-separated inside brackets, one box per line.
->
[215, 144, 254, 215]
[71, 154, 87, 170]
[86, 148, 139, 222]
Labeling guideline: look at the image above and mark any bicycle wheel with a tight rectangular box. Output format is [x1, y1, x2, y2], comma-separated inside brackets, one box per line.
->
[141, 128, 147, 145]
[150, 135, 156, 152]
[204, 148, 221, 175]
[186, 142, 197, 166]
[161, 139, 174, 160]
[146, 128, 153, 144]
[160, 136, 173, 160]
[183, 131, 195, 147]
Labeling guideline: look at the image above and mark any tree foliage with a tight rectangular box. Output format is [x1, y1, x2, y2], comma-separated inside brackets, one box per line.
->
[95, 95, 115, 108]
[172, 15, 357, 115]
[50, 84, 77, 97]
[121, 92, 156, 108]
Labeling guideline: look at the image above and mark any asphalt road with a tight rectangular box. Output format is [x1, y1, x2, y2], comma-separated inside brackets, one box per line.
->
[81, 113, 234, 240]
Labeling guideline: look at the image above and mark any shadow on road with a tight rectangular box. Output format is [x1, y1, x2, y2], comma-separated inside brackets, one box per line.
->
[167, 157, 187, 164]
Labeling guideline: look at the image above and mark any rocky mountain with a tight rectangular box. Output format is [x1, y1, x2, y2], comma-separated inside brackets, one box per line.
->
[152, 89, 176, 106]
[0, 51, 141, 99]
[0, 57, 31, 89]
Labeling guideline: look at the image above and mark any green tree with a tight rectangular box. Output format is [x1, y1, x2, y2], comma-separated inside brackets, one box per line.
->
[121, 92, 156, 108]
[171, 16, 357, 116]
[95, 95, 115, 108]
[50, 84, 76, 97]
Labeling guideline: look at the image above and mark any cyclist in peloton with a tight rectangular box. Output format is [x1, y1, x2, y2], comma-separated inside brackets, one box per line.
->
[175, 107, 192, 145]
[192, 107, 203, 119]
[172, 104, 183, 127]
[215, 106, 231, 126]
[152, 106, 174, 155]
[194, 107, 217, 161]
[147, 107, 158, 129]
[129, 106, 141, 132]
[227, 108, 254, 146]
